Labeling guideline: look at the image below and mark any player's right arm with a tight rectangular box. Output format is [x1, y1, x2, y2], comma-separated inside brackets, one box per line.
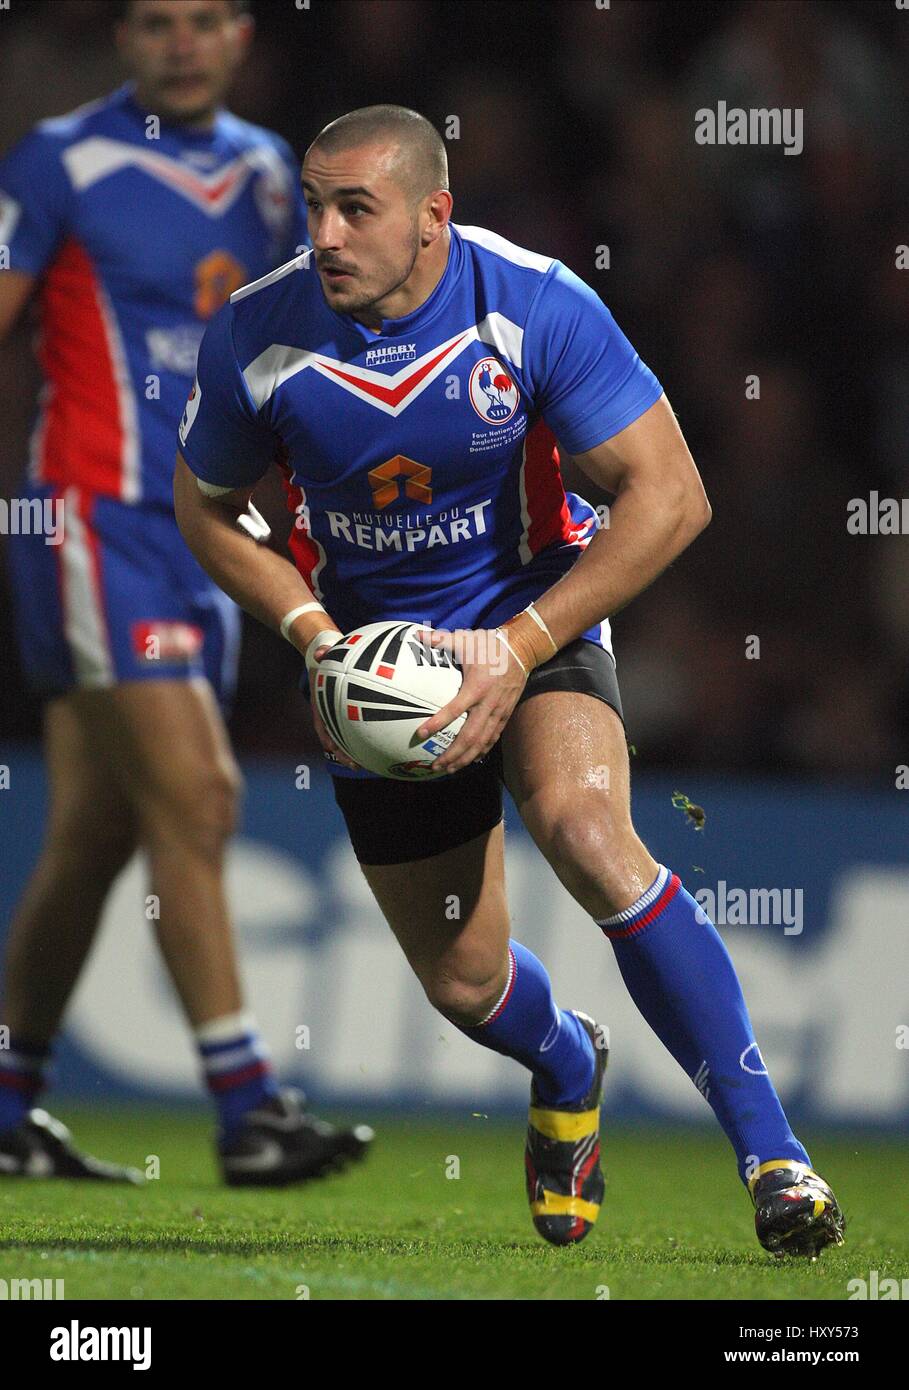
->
[174, 453, 312, 640]
[0, 127, 73, 340]
[174, 301, 357, 767]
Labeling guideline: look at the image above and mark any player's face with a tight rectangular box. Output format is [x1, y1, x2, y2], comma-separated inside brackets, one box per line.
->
[118, 0, 252, 127]
[302, 143, 427, 327]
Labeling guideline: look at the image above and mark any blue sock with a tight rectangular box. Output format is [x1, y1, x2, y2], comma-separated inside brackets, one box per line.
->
[598, 865, 810, 1184]
[0, 1036, 50, 1135]
[195, 1012, 281, 1145]
[456, 941, 595, 1106]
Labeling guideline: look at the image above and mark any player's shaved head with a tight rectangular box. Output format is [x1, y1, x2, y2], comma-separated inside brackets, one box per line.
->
[303, 106, 453, 329]
[307, 106, 449, 203]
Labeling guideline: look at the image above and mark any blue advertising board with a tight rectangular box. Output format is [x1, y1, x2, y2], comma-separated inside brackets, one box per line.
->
[1, 745, 908, 1127]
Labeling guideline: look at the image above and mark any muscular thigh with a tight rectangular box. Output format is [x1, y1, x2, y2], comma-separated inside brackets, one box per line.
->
[361, 822, 510, 989]
[502, 690, 633, 825]
[500, 690, 657, 917]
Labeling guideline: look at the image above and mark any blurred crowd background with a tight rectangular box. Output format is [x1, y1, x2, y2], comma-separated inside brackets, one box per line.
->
[1, 0, 906, 780]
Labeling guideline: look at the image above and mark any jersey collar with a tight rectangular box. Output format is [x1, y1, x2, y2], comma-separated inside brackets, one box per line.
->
[338, 225, 463, 345]
[120, 82, 227, 149]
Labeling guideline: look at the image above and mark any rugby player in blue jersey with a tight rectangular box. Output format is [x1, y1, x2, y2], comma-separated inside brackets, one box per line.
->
[0, 1, 371, 1185]
[175, 104, 843, 1254]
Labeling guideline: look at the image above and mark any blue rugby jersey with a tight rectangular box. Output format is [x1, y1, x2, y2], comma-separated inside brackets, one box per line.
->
[0, 84, 306, 507]
[178, 223, 663, 645]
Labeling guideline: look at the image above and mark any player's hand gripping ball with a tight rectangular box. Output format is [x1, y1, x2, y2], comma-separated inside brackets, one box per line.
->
[313, 621, 466, 779]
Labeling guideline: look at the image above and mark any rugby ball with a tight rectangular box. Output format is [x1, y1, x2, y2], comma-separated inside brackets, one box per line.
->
[313, 620, 465, 779]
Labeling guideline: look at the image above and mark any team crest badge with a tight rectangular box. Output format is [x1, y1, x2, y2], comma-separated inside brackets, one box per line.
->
[468, 356, 519, 424]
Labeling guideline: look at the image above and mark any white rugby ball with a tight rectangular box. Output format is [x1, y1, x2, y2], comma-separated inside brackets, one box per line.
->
[313, 620, 466, 779]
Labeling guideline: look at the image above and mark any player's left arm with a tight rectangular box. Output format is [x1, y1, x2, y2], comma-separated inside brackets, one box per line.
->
[533, 392, 711, 647]
[421, 399, 709, 772]
[422, 264, 710, 773]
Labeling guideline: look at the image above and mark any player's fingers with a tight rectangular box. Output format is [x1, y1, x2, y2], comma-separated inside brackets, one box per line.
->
[419, 699, 465, 739]
[417, 671, 486, 737]
[435, 694, 513, 771]
[441, 669, 511, 739]
[428, 627, 480, 666]
[424, 627, 452, 649]
[435, 704, 498, 771]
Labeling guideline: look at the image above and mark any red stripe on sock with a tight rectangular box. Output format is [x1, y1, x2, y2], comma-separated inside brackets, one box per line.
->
[600, 873, 682, 941]
[207, 1060, 271, 1093]
[483, 947, 517, 1025]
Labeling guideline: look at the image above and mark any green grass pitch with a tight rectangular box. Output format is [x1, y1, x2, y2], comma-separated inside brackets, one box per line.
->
[0, 1109, 906, 1300]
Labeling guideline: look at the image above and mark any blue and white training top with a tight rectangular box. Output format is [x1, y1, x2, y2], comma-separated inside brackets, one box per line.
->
[178, 222, 663, 649]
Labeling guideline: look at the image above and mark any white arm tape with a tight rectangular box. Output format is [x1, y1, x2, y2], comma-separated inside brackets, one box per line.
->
[523, 602, 558, 655]
[494, 628, 527, 675]
[280, 602, 329, 644]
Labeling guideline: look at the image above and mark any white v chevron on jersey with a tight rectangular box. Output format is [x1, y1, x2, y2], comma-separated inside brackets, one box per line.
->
[242, 314, 525, 415]
[60, 136, 278, 217]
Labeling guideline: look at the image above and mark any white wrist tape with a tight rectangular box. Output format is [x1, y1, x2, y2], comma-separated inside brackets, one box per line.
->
[523, 602, 558, 656]
[280, 602, 327, 644]
[494, 628, 527, 675]
[305, 628, 344, 672]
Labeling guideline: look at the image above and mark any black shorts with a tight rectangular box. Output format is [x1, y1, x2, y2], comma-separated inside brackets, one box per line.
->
[331, 638, 624, 866]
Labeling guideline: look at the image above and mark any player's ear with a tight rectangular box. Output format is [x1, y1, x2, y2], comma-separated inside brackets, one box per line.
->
[423, 189, 453, 245]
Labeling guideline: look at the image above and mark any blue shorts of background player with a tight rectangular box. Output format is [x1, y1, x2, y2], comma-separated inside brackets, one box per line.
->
[6, 482, 240, 711]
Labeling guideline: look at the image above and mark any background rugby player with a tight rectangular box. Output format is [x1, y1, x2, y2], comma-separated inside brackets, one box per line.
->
[0, 0, 371, 1185]
[174, 105, 843, 1254]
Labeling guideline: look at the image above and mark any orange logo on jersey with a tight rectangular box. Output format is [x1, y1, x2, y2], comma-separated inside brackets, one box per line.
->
[368, 455, 433, 509]
[194, 250, 247, 320]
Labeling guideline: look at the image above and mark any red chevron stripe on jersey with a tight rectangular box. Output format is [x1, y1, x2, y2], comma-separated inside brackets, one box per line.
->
[241, 328, 480, 418]
[318, 335, 469, 410]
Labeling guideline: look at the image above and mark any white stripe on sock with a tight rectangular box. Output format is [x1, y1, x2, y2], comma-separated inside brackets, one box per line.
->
[476, 948, 516, 1027]
[597, 864, 669, 928]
